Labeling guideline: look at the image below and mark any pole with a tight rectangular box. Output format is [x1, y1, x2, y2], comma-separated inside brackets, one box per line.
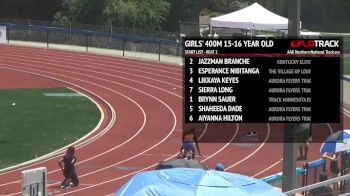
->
[288, 0, 300, 37]
[27, 18, 30, 41]
[282, 123, 298, 192]
[85, 34, 88, 52]
[122, 39, 125, 56]
[282, 0, 300, 192]
[110, 23, 113, 46]
[178, 20, 181, 37]
[176, 39, 180, 56]
[158, 40, 161, 61]
[6, 26, 9, 44]
[46, 30, 49, 48]
[69, 21, 72, 42]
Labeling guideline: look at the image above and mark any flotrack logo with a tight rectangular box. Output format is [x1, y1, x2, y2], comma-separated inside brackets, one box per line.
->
[290, 40, 339, 48]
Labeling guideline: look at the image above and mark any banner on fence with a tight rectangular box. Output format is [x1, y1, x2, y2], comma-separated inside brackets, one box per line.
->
[0, 26, 6, 43]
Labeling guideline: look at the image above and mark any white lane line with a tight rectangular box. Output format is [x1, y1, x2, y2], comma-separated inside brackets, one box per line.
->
[343, 109, 350, 118]
[0, 66, 158, 188]
[0, 53, 183, 85]
[0, 53, 221, 194]
[252, 160, 282, 178]
[224, 123, 270, 171]
[0, 70, 116, 178]
[0, 48, 183, 77]
[56, 124, 238, 195]
[54, 107, 177, 195]
[2, 45, 183, 72]
[53, 110, 214, 195]
[0, 58, 183, 99]
[1, 65, 176, 195]
[253, 122, 336, 178]
[0, 86, 105, 174]
[94, 108, 350, 195]
[327, 123, 334, 133]
[0, 52, 186, 188]
[200, 123, 239, 162]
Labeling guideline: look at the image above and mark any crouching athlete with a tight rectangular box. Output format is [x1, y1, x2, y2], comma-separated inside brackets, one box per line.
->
[58, 146, 79, 188]
[178, 128, 201, 159]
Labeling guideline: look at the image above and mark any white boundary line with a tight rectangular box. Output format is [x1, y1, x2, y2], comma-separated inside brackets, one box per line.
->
[0, 64, 157, 185]
[0, 45, 238, 195]
[224, 123, 270, 171]
[200, 123, 239, 162]
[0, 51, 183, 83]
[0, 70, 115, 175]
[251, 122, 337, 178]
[0, 47, 185, 188]
[0, 58, 183, 99]
[3, 41, 183, 68]
[1, 65, 177, 195]
[252, 160, 282, 178]
[59, 123, 267, 195]
[1, 46, 183, 77]
[56, 124, 237, 195]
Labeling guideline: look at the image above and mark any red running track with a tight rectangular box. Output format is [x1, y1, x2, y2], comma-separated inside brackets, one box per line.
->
[0, 44, 349, 196]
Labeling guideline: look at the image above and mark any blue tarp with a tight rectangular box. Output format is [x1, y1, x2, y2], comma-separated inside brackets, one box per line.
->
[115, 168, 285, 196]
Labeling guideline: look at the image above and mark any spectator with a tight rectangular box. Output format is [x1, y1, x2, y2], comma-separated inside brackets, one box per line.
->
[323, 152, 340, 192]
[296, 123, 312, 161]
[343, 150, 350, 174]
[308, 173, 333, 196]
[215, 163, 224, 171]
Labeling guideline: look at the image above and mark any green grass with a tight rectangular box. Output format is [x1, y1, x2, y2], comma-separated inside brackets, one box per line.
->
[0, 87, 100, 169]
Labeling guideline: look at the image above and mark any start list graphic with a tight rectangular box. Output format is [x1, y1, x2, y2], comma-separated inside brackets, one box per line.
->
[184, 38, 341, 123]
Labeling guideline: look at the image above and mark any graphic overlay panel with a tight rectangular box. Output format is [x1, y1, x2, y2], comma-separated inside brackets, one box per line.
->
[183, 38, 342, 143]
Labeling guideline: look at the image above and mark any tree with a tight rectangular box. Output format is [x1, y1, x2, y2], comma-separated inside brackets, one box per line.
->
[103, 0, 171, 30]
[0, 0, 61, 20]
[54, 0, 106, 25]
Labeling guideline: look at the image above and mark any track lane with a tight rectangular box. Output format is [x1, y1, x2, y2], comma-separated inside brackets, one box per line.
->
[2, 45, 348, 195]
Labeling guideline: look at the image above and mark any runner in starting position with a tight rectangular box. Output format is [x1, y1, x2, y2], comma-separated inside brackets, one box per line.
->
[178, 128, 201, 159]
[58, 146, 79, 188]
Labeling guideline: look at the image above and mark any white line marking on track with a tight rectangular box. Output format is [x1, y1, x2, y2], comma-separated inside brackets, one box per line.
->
[0, 50, 197, 193]
[56, 103, 350, 194]
[224, 123, 270, 171]
[0, 58, 183, 100]
[53, 117, 213, 195]
[0, 86, 109, 175]
[252, 160, 281, 178]
[0, 52, 183, 86]
[253, 122, 337, 177]
[200, 124, 239, 162]
[55, 124, 235, 195]
[1, 65, 177, 195]
[0, 71, 116, 180]
[0, 49, 183, 78]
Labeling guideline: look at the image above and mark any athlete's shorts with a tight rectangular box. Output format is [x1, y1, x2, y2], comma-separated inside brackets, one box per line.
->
[183, 141, 194, 151]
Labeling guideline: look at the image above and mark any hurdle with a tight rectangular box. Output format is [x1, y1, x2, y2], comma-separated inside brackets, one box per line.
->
[21, 167, 47, 196]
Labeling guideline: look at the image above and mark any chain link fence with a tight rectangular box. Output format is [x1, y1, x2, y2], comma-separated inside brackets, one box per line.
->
[0, 19, 182, 62]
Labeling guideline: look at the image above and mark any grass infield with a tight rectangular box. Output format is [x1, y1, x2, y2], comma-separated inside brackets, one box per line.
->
[0, 87, 100, 169]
